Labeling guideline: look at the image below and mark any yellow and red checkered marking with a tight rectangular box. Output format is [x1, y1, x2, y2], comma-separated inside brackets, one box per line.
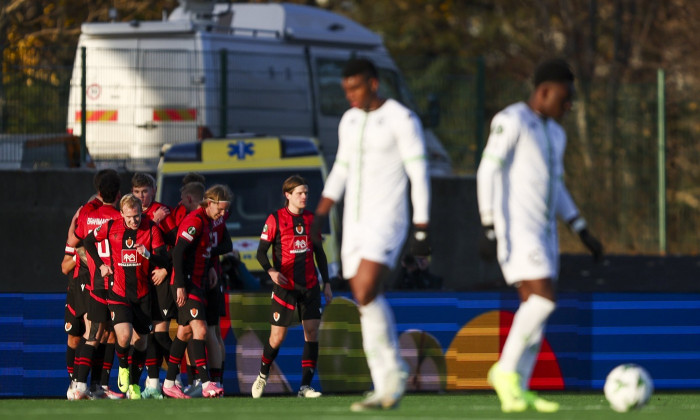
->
[153, 108, 197, 122]
[75, 110, 118, 122]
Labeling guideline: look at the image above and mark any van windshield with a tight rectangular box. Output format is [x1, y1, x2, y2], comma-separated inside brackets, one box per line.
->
[317, 58, 417, 117]
[160, 169, 328, 236]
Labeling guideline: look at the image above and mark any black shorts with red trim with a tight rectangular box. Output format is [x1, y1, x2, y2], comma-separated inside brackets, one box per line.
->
[87, 288, 111, 324]
[205, 283, 225, 326]
[108, 291, 152, 336]
[64, 271, 90, 336]
[269, 283, 321, 327]
[175, 286, 207, 326]
[151, 279, 176, 322]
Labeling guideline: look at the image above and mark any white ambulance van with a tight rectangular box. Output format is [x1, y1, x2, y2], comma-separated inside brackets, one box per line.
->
[66, 0, 451, 174]
[155, 134, 341, 282]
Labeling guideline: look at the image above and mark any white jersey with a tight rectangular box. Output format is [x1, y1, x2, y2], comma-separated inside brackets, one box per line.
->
[476, 101, 579, 283]
[323, 98, 430, 277]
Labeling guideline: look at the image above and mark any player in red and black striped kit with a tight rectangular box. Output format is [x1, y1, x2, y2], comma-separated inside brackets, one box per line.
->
[70, 169, 122, 399]
[130, 172, 179, 398]
[252, 175, 333, 399]
[161, 184, 232, 399]
[84, 194, 170, 399]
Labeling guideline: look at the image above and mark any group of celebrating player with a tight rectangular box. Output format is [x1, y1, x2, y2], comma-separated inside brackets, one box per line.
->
[62, 171, 233, 399]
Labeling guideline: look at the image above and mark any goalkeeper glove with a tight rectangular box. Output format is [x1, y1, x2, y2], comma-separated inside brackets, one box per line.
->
[568, 216, 603, 261]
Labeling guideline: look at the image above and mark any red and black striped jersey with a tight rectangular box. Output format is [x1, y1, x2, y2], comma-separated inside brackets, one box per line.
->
[259, 208, 319, 290]
[69, 198, 102, 279]
[92, 218, 166, 300]
[172, 206, 212, 290]
[75, 200, 120, 291]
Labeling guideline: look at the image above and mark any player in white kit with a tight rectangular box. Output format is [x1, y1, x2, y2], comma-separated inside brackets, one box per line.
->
[477, 58, 603, 413]
[312, 58, 431, 411]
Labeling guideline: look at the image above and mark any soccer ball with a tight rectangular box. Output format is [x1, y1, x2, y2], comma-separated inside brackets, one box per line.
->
[603, 363, 654, 412]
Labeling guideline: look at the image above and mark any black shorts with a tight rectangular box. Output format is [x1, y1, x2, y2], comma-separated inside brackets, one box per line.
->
[64, 272, 90, 336]
[176, 287, 208, 326]
[87, 288, 111, 324]
[151, 280, 176, 322]
[109, 291, 152, 335]
[270, 283, 321, 327]
[205, 283, 225, 326]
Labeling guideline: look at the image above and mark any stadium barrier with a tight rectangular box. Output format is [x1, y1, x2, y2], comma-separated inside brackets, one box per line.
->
[1, 291, 698, 397]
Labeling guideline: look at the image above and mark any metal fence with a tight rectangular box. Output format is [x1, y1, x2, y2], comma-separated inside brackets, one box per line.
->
[2, 45, 699, 254]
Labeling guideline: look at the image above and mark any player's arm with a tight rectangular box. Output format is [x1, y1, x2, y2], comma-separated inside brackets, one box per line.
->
[556, 176, 603, 261]
[212, 227, 233, 257]
[171, 238, 190, 289]
[84, 221, 112, 276]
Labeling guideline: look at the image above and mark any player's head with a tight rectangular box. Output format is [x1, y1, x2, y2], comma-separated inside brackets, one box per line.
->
[180, 181, 205, 212]
[530, 58, 575, 120]
[282, 174, 308, 211]
[182, 172, 206, 186]
[119, 193, 143, 230]
[131, 172, 156, 209]
[93, 168, 117, 192]
[342, 58, 380, 110]
[97, 169, 121, 204]
[202, 184, 233, 220]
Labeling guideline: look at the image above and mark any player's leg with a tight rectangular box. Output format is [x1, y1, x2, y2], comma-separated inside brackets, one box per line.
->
[350, 259, 407, 412]
[488, 278, 556, 413]
[252, 286, 294, 398]
[73, 294, 107, 399]
[297, 286, 322, 398]
[112, 312, 134, 394]
[204, 284, 223, 390]
[162, 300, 196, 399]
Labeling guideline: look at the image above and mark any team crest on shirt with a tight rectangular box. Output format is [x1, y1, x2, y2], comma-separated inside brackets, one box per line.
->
[125, 237, 134, 248]
[190, 308, 198, 318]
[261, 224, 269, 240]
[295, 224, 304, 235]
[273, 312, 280, 322]
[64, 322, 72, 332]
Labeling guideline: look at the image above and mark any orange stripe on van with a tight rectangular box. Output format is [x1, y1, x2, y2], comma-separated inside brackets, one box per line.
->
[153, 109, 197, 122]
[75, 110, 118, 122]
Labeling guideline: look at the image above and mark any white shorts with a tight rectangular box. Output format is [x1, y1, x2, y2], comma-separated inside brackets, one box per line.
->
[499, 228, 559, 285]
[341, 222, 407, 279]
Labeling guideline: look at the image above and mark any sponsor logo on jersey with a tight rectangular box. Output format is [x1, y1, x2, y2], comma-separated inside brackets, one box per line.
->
[162, 309, 168, 316]
[273, 312, 280, 322]
[190, 308, 198, 318]
[64, 322, 72, 332]
[119, 249, 140, 267]
[291, 236, 309, 254]
[125, 237, 134, 248]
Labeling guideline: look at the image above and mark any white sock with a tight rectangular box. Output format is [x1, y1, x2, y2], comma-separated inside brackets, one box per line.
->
[499, 294, 555, 373]
[163, 379, 175, 388]
[358, 295, 401, 396]
[516, 324, 543, 390]
[146, 377, 160, 389]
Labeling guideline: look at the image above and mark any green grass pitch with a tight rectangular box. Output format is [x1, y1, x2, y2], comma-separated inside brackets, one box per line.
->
[1, 392, 699, 420]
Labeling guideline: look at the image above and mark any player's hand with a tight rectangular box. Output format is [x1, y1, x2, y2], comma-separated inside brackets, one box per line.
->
[579, 229, 603, 262]
[479, 225, 498, 262]
[208, 267, 218, 289]
[408, 225, 430, 257]
[323, 282, 333, 303]
[136, 244, 151, 259]
[310, 212, 328, 244]
[153, 206, 170, 224]
[99, 264, 113, 278]
[568, 216, 603, 262]
[268, 269, 288, 286]
[151, 268, 167, 286]
[176, 287, 186, 307]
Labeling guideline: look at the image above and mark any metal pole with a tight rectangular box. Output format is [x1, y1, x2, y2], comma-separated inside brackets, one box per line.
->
[657, 69, 666, 254]
[475, 56, 485, 171]
[80, 46, 87, 165]
[220, 49, 227, 138]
